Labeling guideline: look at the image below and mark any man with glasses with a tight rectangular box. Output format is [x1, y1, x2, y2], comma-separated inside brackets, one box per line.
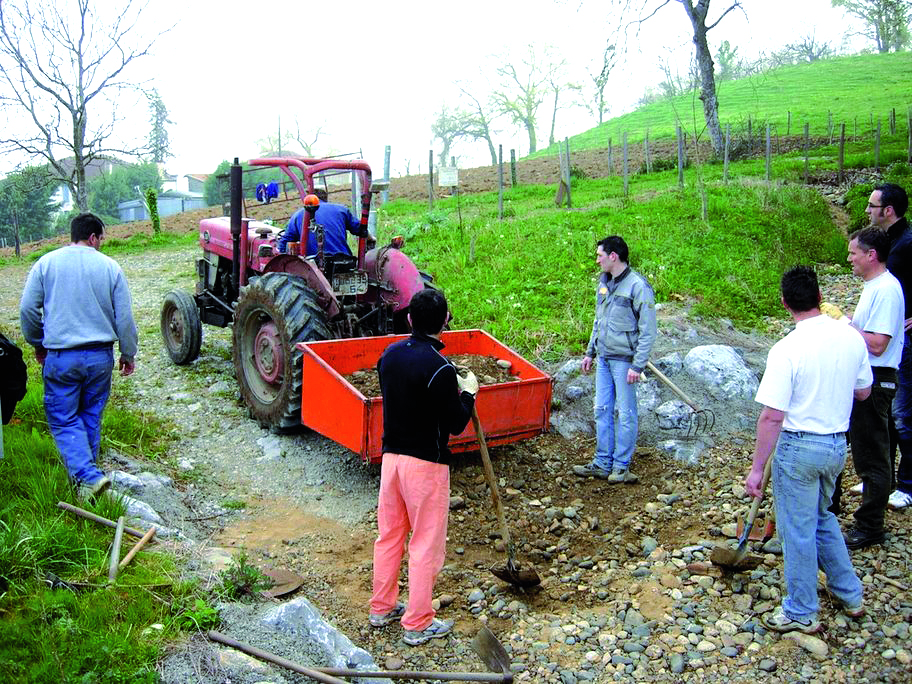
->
[866, 183, 912, 511]
[19, 213, 137, 501]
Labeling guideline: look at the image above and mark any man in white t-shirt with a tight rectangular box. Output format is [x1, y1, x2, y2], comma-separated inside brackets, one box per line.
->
[745, 266, 871, 634]
[842, 227, 906, 550]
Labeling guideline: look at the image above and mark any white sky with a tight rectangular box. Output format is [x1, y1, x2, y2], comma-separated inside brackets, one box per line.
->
[5, 0, 859, 179]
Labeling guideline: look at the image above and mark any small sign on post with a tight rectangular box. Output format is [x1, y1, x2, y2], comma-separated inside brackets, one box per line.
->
[438, 166, 459, 188]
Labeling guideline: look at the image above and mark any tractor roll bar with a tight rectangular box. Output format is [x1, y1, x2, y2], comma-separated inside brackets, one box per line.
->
[248, 157, 373, 265]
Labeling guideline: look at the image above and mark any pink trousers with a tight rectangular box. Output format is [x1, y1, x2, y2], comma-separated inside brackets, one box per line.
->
[370, 452, 450, 631]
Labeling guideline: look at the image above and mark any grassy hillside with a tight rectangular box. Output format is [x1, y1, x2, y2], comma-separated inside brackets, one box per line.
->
[536, 51, 912, 155]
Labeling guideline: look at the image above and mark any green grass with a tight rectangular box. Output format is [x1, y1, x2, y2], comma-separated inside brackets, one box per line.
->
[0, 361, 209, 683]
[376, 166, 849, 360]
[534, 51, 912, 156]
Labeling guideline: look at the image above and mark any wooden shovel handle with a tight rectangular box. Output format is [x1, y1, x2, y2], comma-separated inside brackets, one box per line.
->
[645, 360, 699, 411]
[472, 406, 514, 553]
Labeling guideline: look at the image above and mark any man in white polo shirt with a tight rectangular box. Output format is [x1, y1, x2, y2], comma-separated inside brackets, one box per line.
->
[745, 266, 871, 634]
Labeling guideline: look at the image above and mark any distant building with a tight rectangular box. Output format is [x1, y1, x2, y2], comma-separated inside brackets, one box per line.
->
[117, 189, 206, 223]
[185, 173, 208, 194]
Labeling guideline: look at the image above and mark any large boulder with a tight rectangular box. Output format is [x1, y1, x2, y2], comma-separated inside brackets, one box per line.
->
[684, 345, 759, 400]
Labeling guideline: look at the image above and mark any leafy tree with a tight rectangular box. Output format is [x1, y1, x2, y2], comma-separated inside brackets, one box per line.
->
[0, 166, 58, 254]
[490, 44, 567, 155]
[612, 0, 746, 157]
[87, 162, 162, 222]
[204, 161, 232, 207]
[0, 0, 170, 211]
[832, 0, 912, 52]
[146, 89, 173, 164]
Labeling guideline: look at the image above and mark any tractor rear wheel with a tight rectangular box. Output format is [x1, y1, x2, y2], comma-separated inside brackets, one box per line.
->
[232, 273, 331, 429]
[160, 290, 202, 365]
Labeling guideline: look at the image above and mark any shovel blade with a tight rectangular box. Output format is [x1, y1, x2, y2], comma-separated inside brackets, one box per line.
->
[471, 626, 513, 683]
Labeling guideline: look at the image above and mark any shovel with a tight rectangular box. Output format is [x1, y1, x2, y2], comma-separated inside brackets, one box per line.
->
[471, 406, 541, 588]
[711, 453, 773, 569]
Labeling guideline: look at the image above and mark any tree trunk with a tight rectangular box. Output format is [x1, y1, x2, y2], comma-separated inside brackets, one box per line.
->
[549, 89, 559, 147]
[526, 119, 537, 155]
[72, 111, 89, 211]
[682, 0, 724, 157]
[486, 136, 497, 166]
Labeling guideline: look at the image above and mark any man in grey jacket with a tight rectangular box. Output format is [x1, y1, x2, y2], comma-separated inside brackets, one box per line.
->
[20, 213, 137, 500]
[573, 235, 657, 483]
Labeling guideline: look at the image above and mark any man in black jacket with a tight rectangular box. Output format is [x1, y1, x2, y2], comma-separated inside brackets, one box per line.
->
[368, 288, 478, 646]
[867, 183, 912, 510]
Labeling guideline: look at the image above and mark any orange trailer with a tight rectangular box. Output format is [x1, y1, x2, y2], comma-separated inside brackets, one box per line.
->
[297, 329, 552, 463]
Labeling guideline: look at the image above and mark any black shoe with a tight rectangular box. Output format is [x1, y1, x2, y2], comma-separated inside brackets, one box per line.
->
[843, 526, 885, 550]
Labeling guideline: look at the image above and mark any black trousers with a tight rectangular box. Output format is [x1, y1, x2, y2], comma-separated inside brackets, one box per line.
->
[846, 368, 897, 535]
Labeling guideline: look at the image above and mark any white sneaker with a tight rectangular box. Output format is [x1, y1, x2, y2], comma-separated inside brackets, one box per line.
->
[849, 482, 864, 495]
[887, 489, 912, 510]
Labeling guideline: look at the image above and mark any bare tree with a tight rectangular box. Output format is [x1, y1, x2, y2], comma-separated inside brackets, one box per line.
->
[615, 0, 745, 157]
[430, 104, 475, 166]
[455, 83, 500, 165]
[0, 0, 169, 211]
[258, 116, 326, 157]
[582, 40, 618, 125]
[490, 44, 567, 155]
[771, 32, 835, 64]
[832, 0, 912, 52]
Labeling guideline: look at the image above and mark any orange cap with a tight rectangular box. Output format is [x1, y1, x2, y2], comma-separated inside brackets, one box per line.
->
[303, 194, 320, 208]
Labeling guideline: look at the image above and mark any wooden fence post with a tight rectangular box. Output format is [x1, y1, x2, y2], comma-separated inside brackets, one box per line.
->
[890, 108, 896, 135]
[382, 145, 391, 205]
[607, 137, 613, 176]
[427, 150, 434, 210]
[765, 124, 772, 183]
[623, 132, 630, 197]
[498, 144, 504, 219]
[676, 126, 684, 188]
[828, 110, 834, 145]
[908, 108, 912, 164]
[510, 149, 517, 187]
[804, 122, 810, 184]
[838, 123, 846, 184]
[787, 110, 791, 136]
[875, 119, 881, 172]
[748, 116, 753, 155]
[644, 131, 651, 173]
[723, 123, 731, 183]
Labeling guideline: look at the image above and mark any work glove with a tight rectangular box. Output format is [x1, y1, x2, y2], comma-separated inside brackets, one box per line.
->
[455, 366, 479, 396]
[820, 301, 850, 323]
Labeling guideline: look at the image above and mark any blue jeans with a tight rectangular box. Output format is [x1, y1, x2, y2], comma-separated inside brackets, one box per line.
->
[593, 357, 637, 472]
[773, 431, 863, 621]
[43, 347, 114, 484]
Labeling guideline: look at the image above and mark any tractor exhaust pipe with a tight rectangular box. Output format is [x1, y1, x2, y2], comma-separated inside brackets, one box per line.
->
[230, 157, 242, 294]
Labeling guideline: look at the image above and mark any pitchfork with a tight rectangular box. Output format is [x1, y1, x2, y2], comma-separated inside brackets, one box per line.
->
[645, 360, 715, 438]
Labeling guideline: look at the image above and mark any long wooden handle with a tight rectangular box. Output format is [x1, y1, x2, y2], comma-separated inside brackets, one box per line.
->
[58, 501, 147, 539]
[208, 631, 350, 684]
[645, 360, 699, 411]
[472, 407, 513, 553]
[119, 526, 157, 570]
[739, 454, 774, 546]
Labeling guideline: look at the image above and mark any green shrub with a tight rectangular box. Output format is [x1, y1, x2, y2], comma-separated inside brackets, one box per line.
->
[145, 188, 160, 235]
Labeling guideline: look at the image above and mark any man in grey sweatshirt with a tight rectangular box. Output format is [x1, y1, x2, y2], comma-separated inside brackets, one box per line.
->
[20, 213, 138, 499]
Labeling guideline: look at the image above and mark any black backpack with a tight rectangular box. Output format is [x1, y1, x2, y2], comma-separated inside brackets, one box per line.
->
[0, 333, 27, 424]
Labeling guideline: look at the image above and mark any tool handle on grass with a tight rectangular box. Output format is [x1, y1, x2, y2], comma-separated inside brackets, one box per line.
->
[645, 360, 699, 411]
[472, 407, 513, 553]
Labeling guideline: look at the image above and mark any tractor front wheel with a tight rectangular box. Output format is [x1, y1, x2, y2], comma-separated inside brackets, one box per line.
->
[160, 290, 202, 365]
[232, 273, 331, 429]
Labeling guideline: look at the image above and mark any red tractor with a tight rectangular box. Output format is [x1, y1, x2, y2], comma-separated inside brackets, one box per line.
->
[160, 157, 430, 429]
